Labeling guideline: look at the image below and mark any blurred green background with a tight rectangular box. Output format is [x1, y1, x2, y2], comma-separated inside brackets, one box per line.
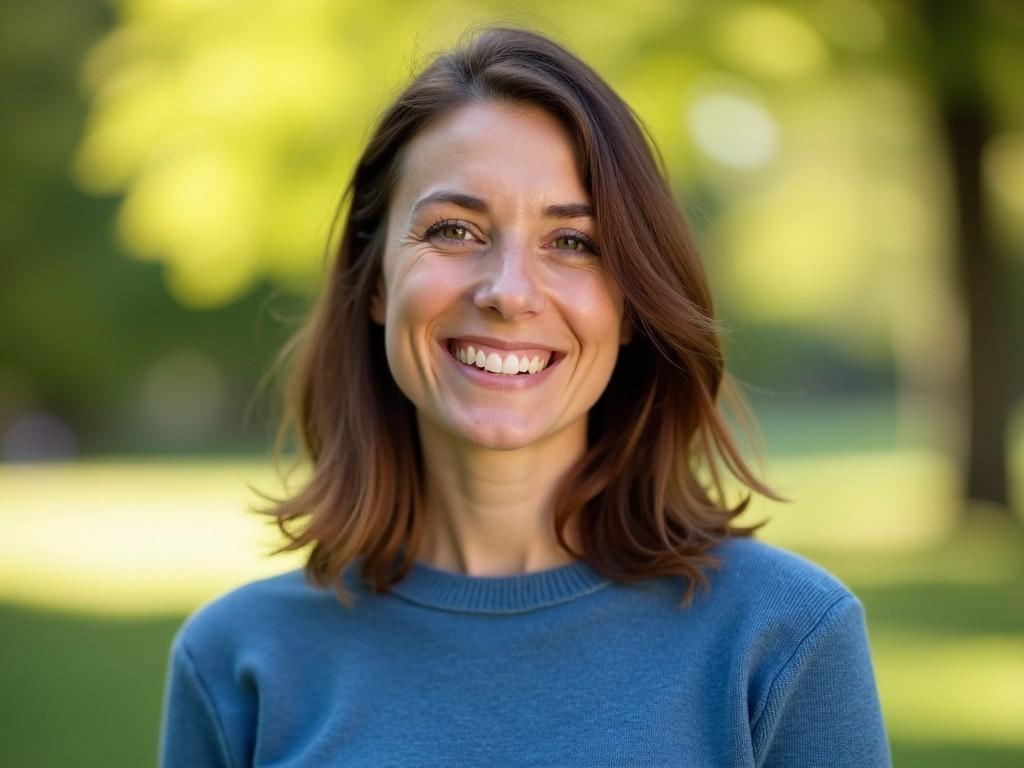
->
[2, 0, 1023, 765]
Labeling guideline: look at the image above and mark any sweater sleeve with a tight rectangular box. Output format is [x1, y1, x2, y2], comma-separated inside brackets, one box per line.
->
[158, 634, 236, 768]
[752, 595, 892, 768]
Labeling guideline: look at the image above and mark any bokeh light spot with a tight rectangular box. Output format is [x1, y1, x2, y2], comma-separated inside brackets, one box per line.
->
[685, 81, 779, 169]
[715, 3, 828, 79]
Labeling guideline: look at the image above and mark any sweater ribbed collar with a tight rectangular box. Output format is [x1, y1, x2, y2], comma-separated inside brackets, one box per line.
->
[377, 552, 613, 615]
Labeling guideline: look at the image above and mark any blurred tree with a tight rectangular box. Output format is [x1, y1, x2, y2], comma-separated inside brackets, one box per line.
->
[0, 0, 303, 456]
[916, 0, 1022, 510]
[3, 0, 1015, 489]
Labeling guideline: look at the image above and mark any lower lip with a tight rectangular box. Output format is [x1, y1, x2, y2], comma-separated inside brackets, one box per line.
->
[440, 341, 563, 391]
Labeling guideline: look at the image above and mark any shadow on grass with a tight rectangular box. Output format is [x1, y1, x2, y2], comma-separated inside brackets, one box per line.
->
[850, 580, 1022, 637]
[892, 740, 1024, 768]
[0, 603, 184, 768]
[798, 515, 1024, 638]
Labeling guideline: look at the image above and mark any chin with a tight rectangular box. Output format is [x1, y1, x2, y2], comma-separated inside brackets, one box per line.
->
[453, 419, 546, 451]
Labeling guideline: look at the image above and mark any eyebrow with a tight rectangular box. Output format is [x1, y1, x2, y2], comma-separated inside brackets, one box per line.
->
[410, 190, 594, 219]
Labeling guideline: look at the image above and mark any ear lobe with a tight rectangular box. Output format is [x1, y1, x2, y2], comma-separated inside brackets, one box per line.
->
[369, 274, 387, 326]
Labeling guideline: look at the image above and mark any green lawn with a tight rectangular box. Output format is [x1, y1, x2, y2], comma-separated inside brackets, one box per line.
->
[1, 450, 1022, 766]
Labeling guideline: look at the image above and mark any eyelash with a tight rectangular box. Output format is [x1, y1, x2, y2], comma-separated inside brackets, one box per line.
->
[422, 218, 600, 256]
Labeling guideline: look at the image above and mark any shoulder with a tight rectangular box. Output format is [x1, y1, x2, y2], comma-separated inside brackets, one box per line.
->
[705, 541, 889, 762]
[709, 535, 855, 607]
[171, 567, 342, 663]
[693, 536, 861, 655]
[690, 538, 870, 708]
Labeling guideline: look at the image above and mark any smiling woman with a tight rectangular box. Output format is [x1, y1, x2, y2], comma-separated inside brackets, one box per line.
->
[371, 101, 628, 479]
[158, 25, 892, 768]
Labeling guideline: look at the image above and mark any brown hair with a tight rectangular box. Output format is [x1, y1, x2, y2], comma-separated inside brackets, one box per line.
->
[252, 25, 785, 609]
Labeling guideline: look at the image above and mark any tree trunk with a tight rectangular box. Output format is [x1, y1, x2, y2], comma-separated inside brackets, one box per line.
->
[925, 0, 1013, 508]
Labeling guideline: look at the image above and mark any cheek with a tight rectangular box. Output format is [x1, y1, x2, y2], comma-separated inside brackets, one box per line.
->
[389, 259, 464, 326]
[382, 259, 465, 380]
[567, 279, 625, 346]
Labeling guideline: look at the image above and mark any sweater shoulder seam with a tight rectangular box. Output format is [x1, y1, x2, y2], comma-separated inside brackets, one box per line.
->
[748, 591, 856, 756]
[178, 637, 239, 768]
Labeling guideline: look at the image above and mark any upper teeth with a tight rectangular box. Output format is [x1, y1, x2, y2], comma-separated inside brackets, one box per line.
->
[453, 343, 553, 375]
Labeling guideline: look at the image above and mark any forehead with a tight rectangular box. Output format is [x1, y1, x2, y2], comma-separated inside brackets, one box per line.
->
[392, 101, 588, 212]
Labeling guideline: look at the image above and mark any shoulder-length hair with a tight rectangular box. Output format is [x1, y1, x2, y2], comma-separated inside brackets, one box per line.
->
[253, 24, 785, 610]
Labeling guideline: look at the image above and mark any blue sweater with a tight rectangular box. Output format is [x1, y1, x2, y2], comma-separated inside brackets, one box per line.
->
[158, 537, 892, 767]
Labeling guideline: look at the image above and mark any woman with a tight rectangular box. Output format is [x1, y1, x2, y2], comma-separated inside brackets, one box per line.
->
[159, 26, 892, 767]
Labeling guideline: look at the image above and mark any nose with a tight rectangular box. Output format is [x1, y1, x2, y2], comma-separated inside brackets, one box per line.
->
[472, 238, 546, 319]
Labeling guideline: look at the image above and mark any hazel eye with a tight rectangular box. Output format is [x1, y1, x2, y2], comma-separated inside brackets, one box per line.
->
[553, 235, 585, 251]
[424, 219, 477, 244]
[440, 225, 470, 240]
[551, 230, 600, 256]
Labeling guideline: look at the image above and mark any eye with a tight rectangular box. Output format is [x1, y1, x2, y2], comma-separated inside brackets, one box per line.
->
[553, 235, 582, 250]
[423, 218, 478, 243]
[439, 224, 470, 240]
[551, 229, 600, 256]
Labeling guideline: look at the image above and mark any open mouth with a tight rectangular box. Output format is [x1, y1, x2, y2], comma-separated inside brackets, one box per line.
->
[444, 339, 565, 376]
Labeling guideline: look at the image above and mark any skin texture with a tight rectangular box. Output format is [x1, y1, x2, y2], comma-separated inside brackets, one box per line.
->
[370, 101, 632, 576]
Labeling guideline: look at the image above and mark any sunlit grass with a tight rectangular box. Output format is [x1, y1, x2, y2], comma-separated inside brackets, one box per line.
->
[0, 449, 1019, 608]
[0, 459, 307, 614]
[0, 447, 978, 613]
[737, 448, 962, 549]
[872, 631, 1024, 746]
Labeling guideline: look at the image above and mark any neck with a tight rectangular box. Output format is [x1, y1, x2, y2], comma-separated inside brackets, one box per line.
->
[413, 412, 586, 576]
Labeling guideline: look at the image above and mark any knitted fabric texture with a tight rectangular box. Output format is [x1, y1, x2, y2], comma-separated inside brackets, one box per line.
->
[158, 537, 892, 767]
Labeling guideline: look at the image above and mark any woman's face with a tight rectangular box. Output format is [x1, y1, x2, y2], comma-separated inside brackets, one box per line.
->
[371, 100, 630, 450]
